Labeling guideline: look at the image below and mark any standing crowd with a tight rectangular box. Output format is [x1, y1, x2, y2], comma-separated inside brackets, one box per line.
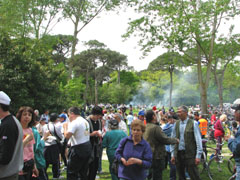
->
[1, 90, 240, 180]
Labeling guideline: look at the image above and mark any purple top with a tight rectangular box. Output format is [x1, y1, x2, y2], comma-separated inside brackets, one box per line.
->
[115, 136, 152, 180]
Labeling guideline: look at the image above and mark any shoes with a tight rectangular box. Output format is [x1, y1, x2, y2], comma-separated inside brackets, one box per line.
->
[97, 170, 103, 174]
[53, 176, 65, 179]
[186, 178, 191, 180]
[62, 166, 67, 171]
[95, 175, 100, 179]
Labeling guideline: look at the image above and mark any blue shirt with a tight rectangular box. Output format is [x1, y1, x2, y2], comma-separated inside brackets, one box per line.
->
[115, 136, 152, 180]
[170, 118, 203, 159]
[163, 123, 174, 152]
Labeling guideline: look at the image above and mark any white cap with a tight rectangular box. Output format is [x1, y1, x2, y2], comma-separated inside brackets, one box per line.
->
[233, 98, 240, 105]
[0, 91, 11, 105]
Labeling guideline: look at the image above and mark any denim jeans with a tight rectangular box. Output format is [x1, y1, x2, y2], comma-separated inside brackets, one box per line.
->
[236, 161, 240, 180]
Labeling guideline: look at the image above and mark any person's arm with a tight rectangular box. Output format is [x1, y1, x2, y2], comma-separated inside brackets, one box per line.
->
[170, 123, 177, 158]
[193, 121, 203, 159]
[155, 126, 178, 145]
[63, 122, 73, 139]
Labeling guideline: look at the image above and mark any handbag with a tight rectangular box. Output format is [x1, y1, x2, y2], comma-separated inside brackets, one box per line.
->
[23, 159, 34, 172]
[111, 158, 119, 175]
[111, 138, 128, 176]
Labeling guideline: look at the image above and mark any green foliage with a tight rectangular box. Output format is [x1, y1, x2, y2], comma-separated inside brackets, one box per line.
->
[0, 35, 66, 113]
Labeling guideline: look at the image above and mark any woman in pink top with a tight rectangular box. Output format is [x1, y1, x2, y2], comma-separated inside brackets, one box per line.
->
[16, 106, 39, 180]
[214, 114, 227, 154]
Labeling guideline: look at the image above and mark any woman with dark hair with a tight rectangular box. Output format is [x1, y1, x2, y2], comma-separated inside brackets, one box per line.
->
[42, 113, 64, 179]
[16, 106, 39, 180]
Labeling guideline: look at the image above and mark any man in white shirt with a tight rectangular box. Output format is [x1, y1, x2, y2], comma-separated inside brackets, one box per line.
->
[63, 107, 91, 180]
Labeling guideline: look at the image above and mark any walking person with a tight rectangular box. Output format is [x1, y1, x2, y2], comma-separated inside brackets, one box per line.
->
[102, 119, 127, 180]
[170, 105, 203, 180]
[0, 91, 23, 180]
[63, 107, 92, 180]
[16, 106, 39, 180]
[144, 110, 178, 180]
[42, 113, 64, 179]
[86, 106, 104, 180]
[227, 99, 240, 180]
[115, 120, 152, 180]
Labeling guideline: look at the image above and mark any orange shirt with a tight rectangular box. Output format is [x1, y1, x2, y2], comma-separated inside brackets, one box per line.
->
[199, 118, 208, 135]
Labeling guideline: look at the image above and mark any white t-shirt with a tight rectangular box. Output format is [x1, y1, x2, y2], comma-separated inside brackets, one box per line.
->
[68, 116, 90, 146]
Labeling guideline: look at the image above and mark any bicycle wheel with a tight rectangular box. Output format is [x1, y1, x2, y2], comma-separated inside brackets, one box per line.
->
[208, 155, 232, 179]
[198, 152, 212, 180]
[198, 152, 207, 173]
[228, 156, 235, 175]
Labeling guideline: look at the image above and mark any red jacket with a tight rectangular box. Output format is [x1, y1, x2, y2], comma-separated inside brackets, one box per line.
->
[214, 120, 224, 138]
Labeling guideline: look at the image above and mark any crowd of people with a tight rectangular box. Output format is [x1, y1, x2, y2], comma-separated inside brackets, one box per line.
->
[1, 90, 240, 180]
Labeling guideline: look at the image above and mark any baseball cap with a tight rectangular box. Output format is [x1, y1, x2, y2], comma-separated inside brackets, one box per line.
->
[0, 91, 11, 105]
[232, 98, 240, 110]
[59, 113, 67, 120]
[138, 110, 145, 116]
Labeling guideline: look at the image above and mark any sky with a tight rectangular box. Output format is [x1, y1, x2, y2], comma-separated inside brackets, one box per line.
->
[52, 9, 166, 71]
[52, 8, 239, 72]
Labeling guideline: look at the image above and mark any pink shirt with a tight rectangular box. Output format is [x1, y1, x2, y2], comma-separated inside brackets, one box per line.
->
[23, 128, 35, 161]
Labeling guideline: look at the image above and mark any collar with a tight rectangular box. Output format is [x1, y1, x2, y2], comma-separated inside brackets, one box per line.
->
[127, 135, 145, 145]
[180, 117, 189, 124]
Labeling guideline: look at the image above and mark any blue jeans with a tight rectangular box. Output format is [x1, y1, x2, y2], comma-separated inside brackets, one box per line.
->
[236, 162, 240, 180]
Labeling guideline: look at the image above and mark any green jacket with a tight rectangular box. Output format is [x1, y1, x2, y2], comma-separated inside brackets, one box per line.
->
[143, 123, 178, 159]
[32, 127, 46, 169]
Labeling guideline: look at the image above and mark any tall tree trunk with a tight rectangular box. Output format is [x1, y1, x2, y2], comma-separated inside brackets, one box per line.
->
[69, 20, 79, 78]
[169, 66, 174, 108]
[84, 69, 89, 104]
[117, 69, 120, 84]
[94, 69, 98, 105]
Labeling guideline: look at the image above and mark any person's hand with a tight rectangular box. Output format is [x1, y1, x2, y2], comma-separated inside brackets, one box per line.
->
[127, 157, 142, 165]
[43, 130, 51, 141]
[224, 135, 231, 141]
[195, 158, 200, 165]
[176, 138, 179, 144]
[121, 157, 127, 166]
[63, 122, 68, 130]
[24, 133, 33, 143]
[33, 166, 39, 177]
[171, 157, 175, 165]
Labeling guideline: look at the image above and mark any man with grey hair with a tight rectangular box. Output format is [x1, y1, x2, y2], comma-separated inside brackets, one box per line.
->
[170, 105, 203, 180]
[113, 113, 128, 135]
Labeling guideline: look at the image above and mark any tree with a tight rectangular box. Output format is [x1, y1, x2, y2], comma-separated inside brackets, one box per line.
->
[123, 0, 240, 113]
[26, 0, 62, 39]
[73, 40, 130, 104]
[148, 52, 186, 107]
[62, 0, 121, 78]
[212, 35, 240, 109]
[0, 35, 66, 113]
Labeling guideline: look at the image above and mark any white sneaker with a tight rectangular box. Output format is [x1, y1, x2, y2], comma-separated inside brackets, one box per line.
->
[95, 175, 100, 179]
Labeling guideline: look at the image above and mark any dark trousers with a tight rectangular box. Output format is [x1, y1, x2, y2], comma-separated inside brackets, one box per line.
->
[176, 151, 201, 180]
[148, 159, 165, 180]
[167, 152, 176, 180]
[88, 156, 99, 180]
[30, 168, 48, 180]
[60, 139, 68, 167]
[67, 142, 91, 180]
[44, 144, 60, 178]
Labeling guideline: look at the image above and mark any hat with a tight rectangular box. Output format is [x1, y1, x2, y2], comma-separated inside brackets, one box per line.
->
[59, 113, 67, 120]
[152, 106, 157, 111]
[0, 91, 11, 105]
[232, 98, 240, 110]
[109, 119, 119, 129]
[138, 110, 145, 116]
